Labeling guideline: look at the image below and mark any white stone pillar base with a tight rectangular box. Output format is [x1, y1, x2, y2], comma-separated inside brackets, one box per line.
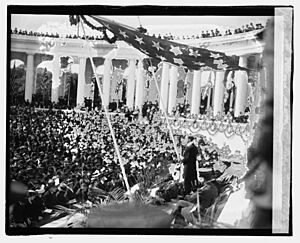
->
[191, 70, 202, 115]
[134, 60, 144, 109]
[51, 56, 61, 103]
[103, 58, 112, 108]
[25, 53, 34, 102]
[234, 70, 248, 117]
[159, 62, 170, 110]
[126, 59, 136, 109]
[168, 66, 178, 114]
[76, 57, 87, 107]
[213, 71, 225, 117]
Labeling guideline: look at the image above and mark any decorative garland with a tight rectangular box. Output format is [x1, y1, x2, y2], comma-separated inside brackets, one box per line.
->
[167, 117, 250, 141]
[217, 121, 227, 133]
[224, 124, 235, 138]
[79, 15, 105, 31]
[69, 15, 118, 44]
[170, 129, 247, 163]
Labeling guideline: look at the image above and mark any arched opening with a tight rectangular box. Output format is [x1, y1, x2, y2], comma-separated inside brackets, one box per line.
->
[200, 71, 215, 115]
[33, 58, 54, 107]
[89, 65, 104, 109]
[33, 65, 52, 107]
[59, 56, 78, 108]
[91, 60, 128, 111]
[111, 59, 128, 111]
[10, 59, 25, 105]
[223, 71, 236, 116]
[61, 70, 78, 108]
[84, 58, 105, 110]
[112, 60, 128, 111]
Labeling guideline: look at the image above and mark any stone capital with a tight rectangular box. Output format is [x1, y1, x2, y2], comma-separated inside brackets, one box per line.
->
[26, 51, 35, 56]
[127, 58, 137, 63]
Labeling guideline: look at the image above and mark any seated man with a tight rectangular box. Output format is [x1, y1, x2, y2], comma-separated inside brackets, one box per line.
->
[55, 183, 68, 207]
[43, 180, 58, 209]
[24, 190, 45, 227]
[172, 179, 221, 224]
[75, 182, 89, 203]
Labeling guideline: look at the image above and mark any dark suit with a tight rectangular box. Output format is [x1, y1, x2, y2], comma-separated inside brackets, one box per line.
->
[56, 190, 68, 207]
[24, 199, 44, 223]
[184, 181, 219, 209]
[12, 201, 27, 224]
[43, 190, 58, 209]
[182, 143, 198, 195]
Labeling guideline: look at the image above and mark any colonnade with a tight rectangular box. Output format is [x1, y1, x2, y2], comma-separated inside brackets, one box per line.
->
[158, 55, 249, 117]
[22, 53, 249, 116]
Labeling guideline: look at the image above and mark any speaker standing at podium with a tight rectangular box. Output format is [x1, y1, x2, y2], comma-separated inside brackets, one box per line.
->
[182, 136, 198, 195]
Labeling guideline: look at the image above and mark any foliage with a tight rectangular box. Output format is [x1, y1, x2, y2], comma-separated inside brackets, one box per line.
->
[10, 66, 25, 95]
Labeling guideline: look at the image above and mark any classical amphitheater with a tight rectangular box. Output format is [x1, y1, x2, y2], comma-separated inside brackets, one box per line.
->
[7, 14, 292, 232]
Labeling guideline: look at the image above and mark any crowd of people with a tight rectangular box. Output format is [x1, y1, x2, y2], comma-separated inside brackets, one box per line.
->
[141, 101, 159, 121]
[10, 27, 105, 41]
[11, 21, 265, 43]
[167, 102, 249, 124]
[11, 28, 60, 38]
[152, 22, 265, 40]
[224, 22, 264, 36]
[28, 93, 250, 124]
[8, 104, 177, 227]
[9, 100, 239, 227]
[171, 102, 191, 118]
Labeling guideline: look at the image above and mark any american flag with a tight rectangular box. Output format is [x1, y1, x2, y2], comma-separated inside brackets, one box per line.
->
[89, 16, 245, 71]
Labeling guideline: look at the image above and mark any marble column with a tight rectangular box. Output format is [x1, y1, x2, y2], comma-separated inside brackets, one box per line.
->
[234, 56, 249, 117]
[159, 62, 170, 110]
[213, 71, 225, 116]
[206, 71, 213, 110]
[126, 59, 136, 109]
[191, 70, 202, 115]
[238, 55, 248, 68]
[76, 57, 87, 106]
[51, 55, 61, 103]
[168, 65, 178, 114]
[25, 53, 34, 102]
[103, 58, 112, 107]
[134, 60, 145, 109]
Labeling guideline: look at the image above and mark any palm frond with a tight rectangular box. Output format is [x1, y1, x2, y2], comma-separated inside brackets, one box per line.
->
[102, 187, 127, 204]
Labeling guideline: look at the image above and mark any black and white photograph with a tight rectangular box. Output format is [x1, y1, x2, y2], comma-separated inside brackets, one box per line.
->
[3, 2, 293, 236]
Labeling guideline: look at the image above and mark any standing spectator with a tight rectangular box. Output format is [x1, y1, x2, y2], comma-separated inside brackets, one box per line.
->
[182, 136, 198, 195]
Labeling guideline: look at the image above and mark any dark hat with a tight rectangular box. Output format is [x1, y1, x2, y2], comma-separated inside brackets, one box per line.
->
[36, 184, 45, 194]
[58, 183, 68, 192]
[47, 179, 56, 188]
[28, 189, 37, 197]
